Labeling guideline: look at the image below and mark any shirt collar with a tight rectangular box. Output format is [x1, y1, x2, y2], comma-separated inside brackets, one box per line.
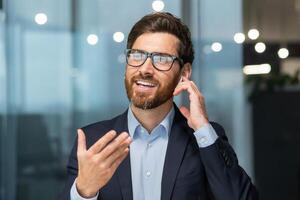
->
[127, 105, 175, 138]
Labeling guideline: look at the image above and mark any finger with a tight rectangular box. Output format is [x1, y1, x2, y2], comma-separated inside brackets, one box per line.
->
[180, 77, 201, 96]
[88, 130, 117, 154]
[181, 76, 189, 81]
[173, 83, 195, 96]
[110, 148, 129, 171]
[188, 81, 206, 107]
[95, 135, 131, 161]
[103, 137, 131, 167]
[190, 81, 202, 97]
[173, 83, 188, 96]
[179, 106, 190, 119]
[100, 132, 130, 159]
[77, 129, 87, 153]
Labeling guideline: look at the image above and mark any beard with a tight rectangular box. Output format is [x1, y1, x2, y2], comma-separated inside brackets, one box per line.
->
[125, 72, 180, 110]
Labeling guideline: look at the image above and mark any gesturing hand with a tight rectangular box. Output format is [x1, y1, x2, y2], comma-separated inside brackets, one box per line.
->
[173, 76, 209, 131]
[76, 129, 131, 198]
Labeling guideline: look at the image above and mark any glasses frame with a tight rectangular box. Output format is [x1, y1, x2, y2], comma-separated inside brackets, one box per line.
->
[125, 49, 184, 71]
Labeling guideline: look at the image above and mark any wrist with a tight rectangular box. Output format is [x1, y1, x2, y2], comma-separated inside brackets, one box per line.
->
[194, 119, 209, 131]
[76, 178, 98, 198]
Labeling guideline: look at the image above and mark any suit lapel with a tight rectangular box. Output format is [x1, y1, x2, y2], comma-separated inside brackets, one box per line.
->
[161, 106, 190, 200]
[113, 110, 133, 200]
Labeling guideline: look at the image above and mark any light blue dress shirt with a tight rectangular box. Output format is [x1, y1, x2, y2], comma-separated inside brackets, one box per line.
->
[127, 106, 175, 200]
[71, 105, 218, 200]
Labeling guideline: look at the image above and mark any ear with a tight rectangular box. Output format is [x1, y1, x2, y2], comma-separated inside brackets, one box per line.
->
[180, 63, 192, 79]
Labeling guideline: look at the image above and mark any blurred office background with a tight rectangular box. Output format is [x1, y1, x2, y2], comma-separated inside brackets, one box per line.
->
[0, 0, 300, 199]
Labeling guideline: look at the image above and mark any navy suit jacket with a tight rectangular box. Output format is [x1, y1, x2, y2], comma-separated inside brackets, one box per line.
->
[60, 105, 258, 200]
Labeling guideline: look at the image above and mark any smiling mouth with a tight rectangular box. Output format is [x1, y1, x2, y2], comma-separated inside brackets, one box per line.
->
[135, 80, 157, 88]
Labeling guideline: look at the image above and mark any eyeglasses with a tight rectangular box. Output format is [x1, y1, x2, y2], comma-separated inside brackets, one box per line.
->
[125, 49, 183, 71]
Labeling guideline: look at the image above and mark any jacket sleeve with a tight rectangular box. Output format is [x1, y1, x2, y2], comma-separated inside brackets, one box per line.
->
[199, 122, 259, 200]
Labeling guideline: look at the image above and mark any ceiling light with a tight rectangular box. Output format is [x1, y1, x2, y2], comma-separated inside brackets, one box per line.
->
[248, 29, 260, 40]
[113, 32, 125, 43]
[211, 42, 222, 52]
[86, 34, 99, 45]
[277, 48, 289, 59]
[255, 42, 266, 53]
[234, 33, 245, 44]
[243, 64, 271, 75]
[35, 13, 48, 25]
[152, 0, 165, 12]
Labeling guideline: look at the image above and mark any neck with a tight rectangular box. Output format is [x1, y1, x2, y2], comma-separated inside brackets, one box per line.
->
[131, 99, 173, 133]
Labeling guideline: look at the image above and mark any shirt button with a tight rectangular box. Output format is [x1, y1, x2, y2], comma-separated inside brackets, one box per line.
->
[146, 171, 151, 177]
[147, 143, 152, 148]
[200, 137, 207, 144]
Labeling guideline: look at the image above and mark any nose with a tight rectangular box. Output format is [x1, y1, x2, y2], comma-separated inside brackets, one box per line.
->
[138, 57, 155, 75]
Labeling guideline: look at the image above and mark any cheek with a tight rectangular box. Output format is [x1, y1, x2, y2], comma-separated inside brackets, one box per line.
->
[125, 69, 133, 81]
[125, 67, 138, 79]
[160, 73, 180, 87]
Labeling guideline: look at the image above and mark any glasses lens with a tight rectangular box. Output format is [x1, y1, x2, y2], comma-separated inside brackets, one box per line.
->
[127, 50, 146, 67]
[152, 54, 174, 71]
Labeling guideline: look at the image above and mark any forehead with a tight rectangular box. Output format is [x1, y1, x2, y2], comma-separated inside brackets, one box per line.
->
[131, 32, 180, 55]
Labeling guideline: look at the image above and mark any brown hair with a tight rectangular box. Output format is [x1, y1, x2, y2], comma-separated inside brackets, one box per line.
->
[127, 12, 194, 65]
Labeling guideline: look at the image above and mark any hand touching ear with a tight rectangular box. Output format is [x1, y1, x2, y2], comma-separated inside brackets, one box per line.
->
[173, 77, 209, 130]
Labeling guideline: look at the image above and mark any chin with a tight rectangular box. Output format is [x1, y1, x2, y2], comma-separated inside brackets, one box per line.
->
[131, 97, 155, 110]
[131, 96, 172, 110]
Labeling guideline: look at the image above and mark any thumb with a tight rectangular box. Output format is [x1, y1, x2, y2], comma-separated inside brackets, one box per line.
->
[179, 106, 190, 119]
[77, 129, 87, 153]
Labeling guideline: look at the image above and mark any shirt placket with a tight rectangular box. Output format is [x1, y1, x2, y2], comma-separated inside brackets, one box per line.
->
[141, 129, 157, 200]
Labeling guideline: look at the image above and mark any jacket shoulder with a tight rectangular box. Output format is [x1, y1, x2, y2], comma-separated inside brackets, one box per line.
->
[82, 116, 119, 132]
[80, 110, 127, 147]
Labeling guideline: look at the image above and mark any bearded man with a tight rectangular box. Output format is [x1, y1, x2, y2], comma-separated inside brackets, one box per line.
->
[60, 12, 258, 200]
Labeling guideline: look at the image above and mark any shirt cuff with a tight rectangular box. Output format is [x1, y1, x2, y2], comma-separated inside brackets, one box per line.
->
[194, 123, 218, 148]
[70, 179, 99, 200]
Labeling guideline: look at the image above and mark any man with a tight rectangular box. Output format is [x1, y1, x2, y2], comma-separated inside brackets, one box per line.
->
[60, 12, 258, 200]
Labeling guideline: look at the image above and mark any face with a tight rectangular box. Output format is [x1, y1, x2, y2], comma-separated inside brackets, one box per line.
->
[125, 32, 182, 110]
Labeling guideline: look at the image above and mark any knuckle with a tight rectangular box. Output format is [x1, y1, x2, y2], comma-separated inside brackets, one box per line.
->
[95, 141, 103, 148]
[91, 156, 99, 164]
[95, 140, 104, 148]
[106, 167, 113, 174]
[99, 163, 107, 170]
[105, 145, 114, 153]
[116, 148, 123, 155]
[102, 136, 110, 143]
[121, 145, 128, 152]
[86, 151, 93, 158]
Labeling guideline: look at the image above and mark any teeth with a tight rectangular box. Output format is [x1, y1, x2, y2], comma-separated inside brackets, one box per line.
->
[136, 80, 156, 87]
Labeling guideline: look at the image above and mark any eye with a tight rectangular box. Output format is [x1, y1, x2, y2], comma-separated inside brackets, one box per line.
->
[153, 55, 173, 64]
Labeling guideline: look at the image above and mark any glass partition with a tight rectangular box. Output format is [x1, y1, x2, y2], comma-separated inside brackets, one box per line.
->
[0, 1, 182, 199]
